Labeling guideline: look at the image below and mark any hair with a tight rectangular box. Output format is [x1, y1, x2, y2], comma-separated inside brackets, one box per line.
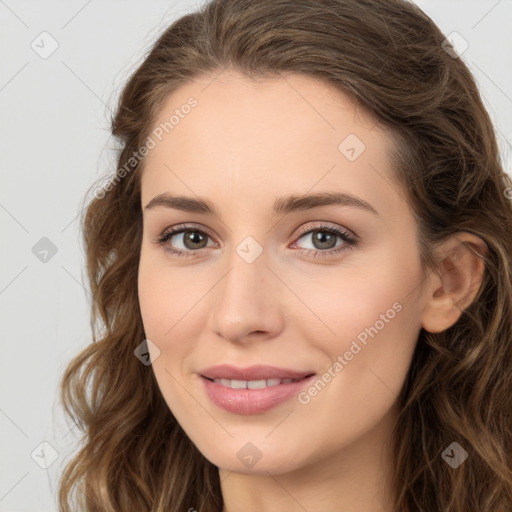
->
[57, 0, 512, 510]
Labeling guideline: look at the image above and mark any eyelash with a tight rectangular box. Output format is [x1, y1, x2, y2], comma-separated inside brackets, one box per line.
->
[154, 223, 358, 259]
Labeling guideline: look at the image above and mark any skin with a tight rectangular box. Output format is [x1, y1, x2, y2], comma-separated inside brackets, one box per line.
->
[137, 70, 486, 512]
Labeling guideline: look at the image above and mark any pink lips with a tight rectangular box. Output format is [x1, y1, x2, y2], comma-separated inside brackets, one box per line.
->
[199, 364, 315, 415]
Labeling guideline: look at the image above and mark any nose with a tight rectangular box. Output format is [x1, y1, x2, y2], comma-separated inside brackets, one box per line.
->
[207, 244, 284, 344]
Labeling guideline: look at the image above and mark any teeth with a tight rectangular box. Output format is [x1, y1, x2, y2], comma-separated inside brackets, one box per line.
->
[212, 377, 301, 389]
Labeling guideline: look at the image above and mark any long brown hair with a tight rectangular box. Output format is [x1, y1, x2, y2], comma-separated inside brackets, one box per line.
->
[58, 0, 512, 510]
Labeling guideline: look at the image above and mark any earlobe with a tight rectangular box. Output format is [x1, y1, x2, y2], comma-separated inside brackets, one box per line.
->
[421, 232, 488, 334]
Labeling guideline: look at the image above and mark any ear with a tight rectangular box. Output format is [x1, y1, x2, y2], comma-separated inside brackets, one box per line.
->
[421, 232, 488, 334]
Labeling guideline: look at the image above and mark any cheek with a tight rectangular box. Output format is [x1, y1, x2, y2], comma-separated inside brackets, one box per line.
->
[138, 249, 200, 340]
[292, 277, 420, 447]
[290, 254, 421, 342]
[293, 246, 423, 394]
[137, 250, 210, 383]
[138, 254, 166, 338]
[137, 256, 197, 414]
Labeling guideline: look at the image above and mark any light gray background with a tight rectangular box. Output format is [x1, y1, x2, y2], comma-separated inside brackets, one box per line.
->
[1, 1, 511, 511]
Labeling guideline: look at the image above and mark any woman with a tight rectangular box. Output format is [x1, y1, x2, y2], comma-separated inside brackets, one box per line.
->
[58, 0, 512, 510]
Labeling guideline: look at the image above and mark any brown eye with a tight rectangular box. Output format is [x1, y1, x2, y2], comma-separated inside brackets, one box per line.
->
[308, 229, 338, 250]
[180, 230, 209, 250]
[156, 226, 215, 257]
[293, 223, 358, 258]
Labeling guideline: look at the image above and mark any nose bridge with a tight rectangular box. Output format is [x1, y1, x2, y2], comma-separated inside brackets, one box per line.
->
[219, 239, 270, 314]
[208, 236, 282, 341]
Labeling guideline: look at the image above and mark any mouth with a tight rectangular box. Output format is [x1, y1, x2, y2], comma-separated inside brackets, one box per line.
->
[198, 365, 316, 415]
[202, 376, 314, 389]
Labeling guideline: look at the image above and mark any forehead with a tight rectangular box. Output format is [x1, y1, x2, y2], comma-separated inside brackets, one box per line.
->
[140, 70, 403, 218]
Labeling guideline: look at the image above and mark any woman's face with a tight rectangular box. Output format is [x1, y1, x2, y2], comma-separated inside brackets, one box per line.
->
[138, 70, 428, 474]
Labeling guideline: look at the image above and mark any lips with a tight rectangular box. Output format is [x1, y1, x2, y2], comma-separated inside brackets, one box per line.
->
[199, 364, 316, 414]
[200, 364, 315, 381]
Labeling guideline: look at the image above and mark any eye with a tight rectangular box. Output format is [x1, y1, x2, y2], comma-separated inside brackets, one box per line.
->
[155, 224, 216, 258]
[292, 223, 358, 258]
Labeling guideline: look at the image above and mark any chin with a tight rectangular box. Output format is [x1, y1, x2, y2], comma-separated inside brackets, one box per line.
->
[192, 435, 316, 476]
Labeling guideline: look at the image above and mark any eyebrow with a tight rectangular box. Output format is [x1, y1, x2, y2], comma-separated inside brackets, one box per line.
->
[144, 191, 379, 216]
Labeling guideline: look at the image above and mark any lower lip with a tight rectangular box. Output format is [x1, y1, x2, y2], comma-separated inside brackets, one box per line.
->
[200, 375, 315, 415]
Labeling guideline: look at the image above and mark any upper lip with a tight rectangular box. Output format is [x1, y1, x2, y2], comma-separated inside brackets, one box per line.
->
[200, 364, 315, 381]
